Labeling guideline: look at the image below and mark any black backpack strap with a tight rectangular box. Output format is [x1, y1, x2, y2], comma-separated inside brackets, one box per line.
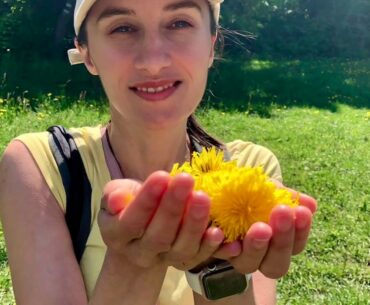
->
[47, 125, 92, 263]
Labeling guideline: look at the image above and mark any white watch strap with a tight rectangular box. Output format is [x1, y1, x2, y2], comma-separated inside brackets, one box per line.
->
[185, 270, 203, 295]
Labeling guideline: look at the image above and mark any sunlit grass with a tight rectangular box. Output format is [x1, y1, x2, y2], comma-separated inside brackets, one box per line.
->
[0, 101, 369, 304]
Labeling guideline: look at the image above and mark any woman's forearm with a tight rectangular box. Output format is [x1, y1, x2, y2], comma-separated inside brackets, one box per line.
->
[90, 250, 167, 305]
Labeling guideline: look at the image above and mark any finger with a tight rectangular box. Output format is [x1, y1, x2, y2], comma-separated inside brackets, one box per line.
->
[259, 205, 295, 279]
[101, 180, 132, 211]
[213, 240, 242, 259]
[297, 192, 317, 214]
[115, 171, 170, 240]
[140, 173, 194, 254]
[98, 207, 125, 251]
[173, 226, 224, 270]
[105, 188, 135, 215]
[270, 180, 318, 215]
[98, 179, 142, 248]
[230, 222, 272, 274]
[292, 206, 313, 255]
[167, 191, 211, 262]
[195, 227, 225, 263]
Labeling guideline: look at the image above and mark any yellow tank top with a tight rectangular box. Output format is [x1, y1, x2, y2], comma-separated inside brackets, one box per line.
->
[16, 126, 282, 305]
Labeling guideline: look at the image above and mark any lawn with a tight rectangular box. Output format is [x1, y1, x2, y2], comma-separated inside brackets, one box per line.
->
[0, 98, 369, 304]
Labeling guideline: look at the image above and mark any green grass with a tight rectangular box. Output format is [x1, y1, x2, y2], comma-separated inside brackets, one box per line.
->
[0, 99, 369, 304]
[207, 58, 370, 114]
[2, 58, 370, 114]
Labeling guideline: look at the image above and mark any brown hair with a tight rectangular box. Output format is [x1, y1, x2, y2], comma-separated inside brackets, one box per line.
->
[76, 2, 223, 149]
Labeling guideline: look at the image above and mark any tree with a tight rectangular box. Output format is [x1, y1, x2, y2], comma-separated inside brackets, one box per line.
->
[0, 0, 72, 60]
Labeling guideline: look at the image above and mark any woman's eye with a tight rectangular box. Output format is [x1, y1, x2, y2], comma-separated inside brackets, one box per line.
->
[112, 25, 136, 34]
[169, 20, 192, 29]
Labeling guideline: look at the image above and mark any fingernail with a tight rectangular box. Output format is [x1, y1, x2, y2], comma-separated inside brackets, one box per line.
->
[174, 186, 190, 200]
[209, 228, 224, 247]
[296, 217, 309, 229]
[191, 204, 209, 220]
[151, 183, 166, 196]
[225, 242, 241, 257]
[253, 238, 269, 249]
[277, 218, 293, 232]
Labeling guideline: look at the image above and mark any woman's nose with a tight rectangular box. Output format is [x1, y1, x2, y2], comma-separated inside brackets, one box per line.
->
[134, 32, 172, 76]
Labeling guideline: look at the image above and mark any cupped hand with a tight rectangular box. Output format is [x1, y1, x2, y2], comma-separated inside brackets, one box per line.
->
[213, 186, 317, 279]
[98, 171, 224, 270]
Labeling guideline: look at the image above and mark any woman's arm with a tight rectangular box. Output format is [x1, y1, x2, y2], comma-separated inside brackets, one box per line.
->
[0, 140, 88, 305]
[90, 250, 167, 305]
[0, 141, 166, 305]
[252, 271, 276, 305]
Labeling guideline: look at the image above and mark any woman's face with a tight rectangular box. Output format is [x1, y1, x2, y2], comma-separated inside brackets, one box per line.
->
[80, 0, 216, 129]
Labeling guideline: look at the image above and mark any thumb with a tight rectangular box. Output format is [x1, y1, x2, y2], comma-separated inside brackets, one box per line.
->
[102, 179, 142, 215]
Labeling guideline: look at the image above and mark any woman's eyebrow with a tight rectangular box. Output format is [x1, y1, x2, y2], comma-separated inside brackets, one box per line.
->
[96, 0, 202, 24]
[97, 7, 136, 23]
[164, 0, 202, 14]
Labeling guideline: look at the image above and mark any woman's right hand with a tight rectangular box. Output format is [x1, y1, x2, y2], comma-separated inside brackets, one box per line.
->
[98, 171, 224, 270]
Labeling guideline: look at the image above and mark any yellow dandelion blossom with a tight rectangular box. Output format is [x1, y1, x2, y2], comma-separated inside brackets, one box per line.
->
[190, 147, 236, 176]
[199, 166, 298, 242]
[170, 147, 236, 177]
[170, 147, 298, 242]
[170, 161, 193, 176]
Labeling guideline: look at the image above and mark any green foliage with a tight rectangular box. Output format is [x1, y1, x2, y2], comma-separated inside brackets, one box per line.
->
[221, 0, 370, 59]
[2, 59, 370, 114]
[0, 0, 27, 53]
[0, 0, 73, 60]
[0, 58, 104, 101]
[206, 59, 370, 115]
[1, 0, 370, 61]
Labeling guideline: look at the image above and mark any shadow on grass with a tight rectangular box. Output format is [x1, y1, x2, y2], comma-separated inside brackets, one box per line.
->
[204, 58, 370, 116]
[1, 57, 370, 116]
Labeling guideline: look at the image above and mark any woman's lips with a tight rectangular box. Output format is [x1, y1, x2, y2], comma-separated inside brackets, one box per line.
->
[130, 80, 182, 102]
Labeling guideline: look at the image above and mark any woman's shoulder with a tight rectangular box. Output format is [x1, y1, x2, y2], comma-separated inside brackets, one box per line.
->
[225, 139, 283, 182]
[6, 125, 104, 211]
[14, 125, 102, 159]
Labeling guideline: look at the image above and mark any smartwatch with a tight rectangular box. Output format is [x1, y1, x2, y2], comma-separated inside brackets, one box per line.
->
[185, 259, 252, 301]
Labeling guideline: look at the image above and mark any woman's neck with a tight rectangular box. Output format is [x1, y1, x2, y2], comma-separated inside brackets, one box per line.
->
[105, 120, 190, 182]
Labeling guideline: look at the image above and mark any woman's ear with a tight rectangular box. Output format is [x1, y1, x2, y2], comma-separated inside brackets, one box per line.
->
[208, 34, 217, 68]
[74, 38, 99, 75]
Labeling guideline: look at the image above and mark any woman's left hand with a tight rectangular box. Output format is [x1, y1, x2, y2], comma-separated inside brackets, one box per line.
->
[213, 185, 317, 279]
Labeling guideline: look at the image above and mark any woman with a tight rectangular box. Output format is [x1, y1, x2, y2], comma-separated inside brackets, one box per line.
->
[0, 0, 317, 304]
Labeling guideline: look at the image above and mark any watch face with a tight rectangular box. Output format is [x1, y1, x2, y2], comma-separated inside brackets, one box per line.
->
[202, 267, 248, 300]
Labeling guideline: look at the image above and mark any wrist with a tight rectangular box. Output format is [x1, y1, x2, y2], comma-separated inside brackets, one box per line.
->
[105, 249, 167, 271]
[90, 250, 167, 305]
[186, 259, 251, 301]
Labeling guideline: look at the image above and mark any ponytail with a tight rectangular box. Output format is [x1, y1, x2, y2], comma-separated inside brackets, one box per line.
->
[186, 114, 223, 150]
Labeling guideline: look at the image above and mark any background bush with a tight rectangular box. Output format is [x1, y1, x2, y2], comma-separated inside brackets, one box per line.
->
[1, 0, 370, 106]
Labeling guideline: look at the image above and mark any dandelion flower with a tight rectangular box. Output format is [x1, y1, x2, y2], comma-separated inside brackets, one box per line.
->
[170, 161, 193, 176]
[170, 149, 298, 242]
[191, 147, 236, 176]
[201, 167, 297, 242]
[171, 147, 236, 177]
